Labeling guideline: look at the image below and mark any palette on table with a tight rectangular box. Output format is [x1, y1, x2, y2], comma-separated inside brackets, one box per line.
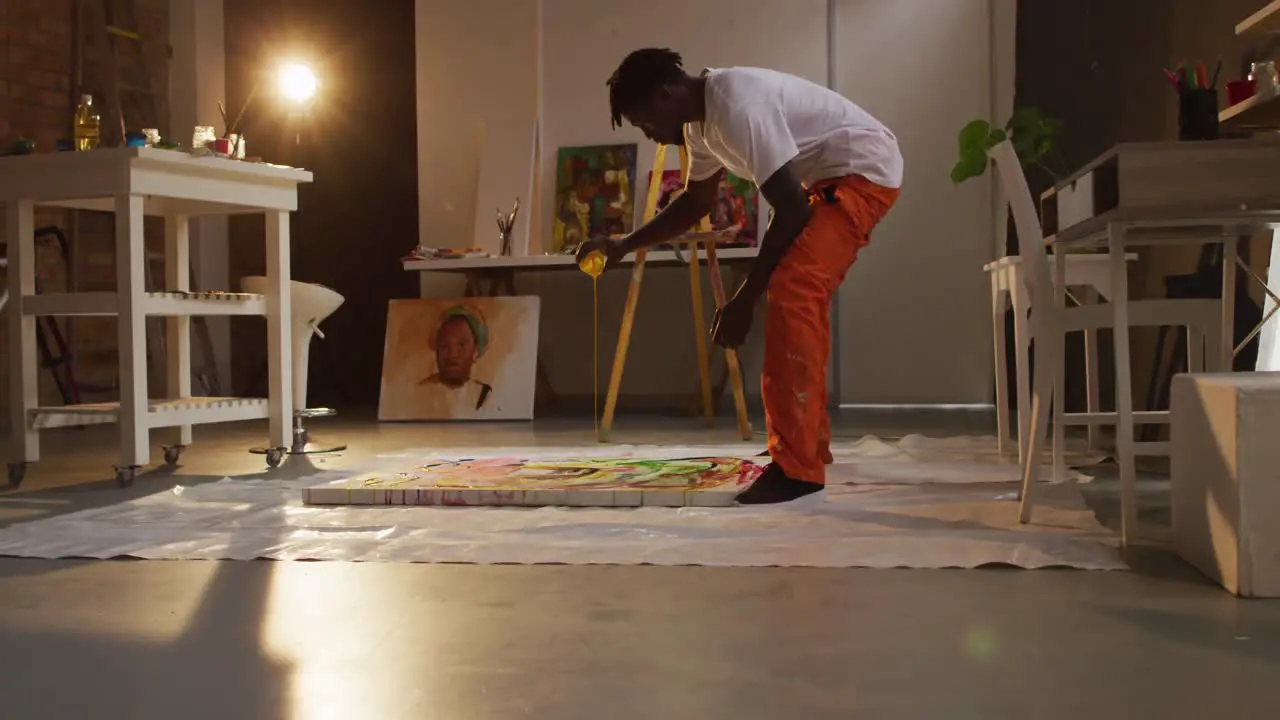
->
[303, 456, 764, 507]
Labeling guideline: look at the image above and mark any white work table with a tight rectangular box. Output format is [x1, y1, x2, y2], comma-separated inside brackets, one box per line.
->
[402, 245, 760, 274]
[0, 147, 312, 486]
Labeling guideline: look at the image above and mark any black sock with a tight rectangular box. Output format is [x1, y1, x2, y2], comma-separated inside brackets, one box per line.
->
[736, 463, 824, 505]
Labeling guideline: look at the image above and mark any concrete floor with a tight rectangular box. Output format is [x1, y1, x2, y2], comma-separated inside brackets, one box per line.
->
[1, 412, 1278, 719]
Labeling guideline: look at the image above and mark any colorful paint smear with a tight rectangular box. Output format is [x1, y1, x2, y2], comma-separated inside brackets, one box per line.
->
[302, 457, 764, 507]
[553, 144, 638, 251]
[651, 169, 760, 246]
[366, 457, 760, 490]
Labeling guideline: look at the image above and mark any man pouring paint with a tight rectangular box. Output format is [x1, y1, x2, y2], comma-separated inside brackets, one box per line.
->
[576, 48, 902, 505]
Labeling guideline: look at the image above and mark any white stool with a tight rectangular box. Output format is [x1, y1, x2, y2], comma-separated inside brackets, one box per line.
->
[241, 276, 346, 456]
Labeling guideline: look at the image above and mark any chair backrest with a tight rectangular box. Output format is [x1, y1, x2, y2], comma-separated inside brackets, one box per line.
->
[988, 140, 1054, 311]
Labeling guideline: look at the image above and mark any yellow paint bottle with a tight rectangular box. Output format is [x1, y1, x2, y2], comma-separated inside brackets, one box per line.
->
[578, 250, 606, 278]
[579, 250, 605, 440]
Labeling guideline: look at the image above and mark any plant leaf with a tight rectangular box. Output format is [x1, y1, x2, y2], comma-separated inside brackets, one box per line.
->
[951, 149, 989, 184]
[958, 120, 993, 154]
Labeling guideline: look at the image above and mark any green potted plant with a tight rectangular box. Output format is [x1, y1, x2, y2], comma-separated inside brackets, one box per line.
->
[950, 107, 1065, 184]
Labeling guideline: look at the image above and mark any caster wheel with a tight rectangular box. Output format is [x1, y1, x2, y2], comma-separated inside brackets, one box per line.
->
[7, 463, 26, 489]
[265, 448, 285, 468]
[163, 445, 185, 466]
[114, 466, 138, 488]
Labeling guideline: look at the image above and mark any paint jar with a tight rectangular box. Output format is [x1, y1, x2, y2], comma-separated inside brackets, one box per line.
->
[1249, 61, 1278, 93]
[192, 125, 216, 150]
[579, 250, 606, 278]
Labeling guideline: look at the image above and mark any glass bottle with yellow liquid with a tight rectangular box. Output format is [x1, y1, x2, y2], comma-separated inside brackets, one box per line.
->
[74, 94, 101, 151]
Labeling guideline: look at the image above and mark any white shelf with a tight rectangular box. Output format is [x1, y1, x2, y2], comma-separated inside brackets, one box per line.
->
[22, 291, 265, 317]
[1220, 84, 1280, 128]
[29, 397, 269, 430]
[1238, 0, 1280, 34]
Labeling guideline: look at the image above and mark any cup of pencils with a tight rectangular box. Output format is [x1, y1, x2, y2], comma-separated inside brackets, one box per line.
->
[1166, 61, 1221, 141]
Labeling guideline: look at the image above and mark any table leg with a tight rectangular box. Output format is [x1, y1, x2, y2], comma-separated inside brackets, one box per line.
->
[710, 265, 750, 409]
[990, 272, 1010, 456]
[705, 244, 751, 440]
[1108, 224, 1138, 547]
[1052, 253, 1068, 484]
[1255, 229, 1280, 371]
[687, 242, 715, 427]
[7, 199, 39, 465]
[164, 214, 193, 448]
[115, 195, 149, 469]
[1220, 236, 1239, 372]
[265, 211, 294, 453]
[1082, 286, 1102, 451]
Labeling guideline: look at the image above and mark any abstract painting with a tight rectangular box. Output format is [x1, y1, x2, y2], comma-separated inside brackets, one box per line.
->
[651, 169, 760, 246]
[303, 456, 764, 507]
[552, 144, 638, 251]
[378, 297, 540, 421]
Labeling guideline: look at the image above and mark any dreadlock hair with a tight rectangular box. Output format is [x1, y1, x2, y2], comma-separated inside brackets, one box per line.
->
[607, 48, 687, 130]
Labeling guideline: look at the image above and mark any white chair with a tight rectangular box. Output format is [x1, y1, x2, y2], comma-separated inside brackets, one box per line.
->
[987, 140, 1222, 544]
[986, 252, 1136, 465]
[241, 276, 346, 456]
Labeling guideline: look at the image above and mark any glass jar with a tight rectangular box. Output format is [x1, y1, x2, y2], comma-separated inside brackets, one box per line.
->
[1249, 61, 1278, 91]
[191, 125, 216, 150]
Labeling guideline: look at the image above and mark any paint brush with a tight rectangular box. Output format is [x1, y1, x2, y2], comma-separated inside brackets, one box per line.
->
[1211, 58, 1223, 88]
[217, 100, 229, 136]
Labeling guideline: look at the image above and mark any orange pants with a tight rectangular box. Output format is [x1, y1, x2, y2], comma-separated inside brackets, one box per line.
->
[764, 174, 900, 485]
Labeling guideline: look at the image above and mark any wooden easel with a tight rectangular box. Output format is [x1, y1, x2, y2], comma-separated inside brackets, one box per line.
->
[599, 144, 752, 441]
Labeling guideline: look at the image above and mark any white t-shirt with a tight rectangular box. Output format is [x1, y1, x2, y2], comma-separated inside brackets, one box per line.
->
[685, 67, 903, 190]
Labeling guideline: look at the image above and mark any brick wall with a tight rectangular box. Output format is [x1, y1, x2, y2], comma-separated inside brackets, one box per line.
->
[0, 0, 170, 417]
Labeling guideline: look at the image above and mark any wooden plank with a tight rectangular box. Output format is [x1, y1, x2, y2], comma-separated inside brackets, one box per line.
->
[1237, 0, 1280, 35]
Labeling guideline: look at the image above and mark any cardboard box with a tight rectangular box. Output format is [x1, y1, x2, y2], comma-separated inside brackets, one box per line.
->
[1172, 373, 1280, 597]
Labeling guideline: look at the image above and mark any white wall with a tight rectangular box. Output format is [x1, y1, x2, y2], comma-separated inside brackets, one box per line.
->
[834, 0, 1003, 405]
[415, 0, 1011, 405]
[416, 0, 827, 401]
[415, 0, 539, 252]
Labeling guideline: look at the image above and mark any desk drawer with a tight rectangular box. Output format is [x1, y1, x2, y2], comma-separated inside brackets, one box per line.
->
[1041, 159, 1120, 236]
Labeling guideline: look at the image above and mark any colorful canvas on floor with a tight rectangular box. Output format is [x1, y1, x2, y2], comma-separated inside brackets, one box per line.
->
[303, 457, 764, 507]
[552, 144, 638, 251]
[378, 297, 540, 421]
[651, 169, 760, 246]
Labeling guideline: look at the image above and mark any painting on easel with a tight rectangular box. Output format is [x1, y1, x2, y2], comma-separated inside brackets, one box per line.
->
[651, 169, 759, 246]
[552, 144, 638, 251]
[378, 297, 540, 421]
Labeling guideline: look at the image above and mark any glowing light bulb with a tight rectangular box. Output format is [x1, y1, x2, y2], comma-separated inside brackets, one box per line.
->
[279, 63, 318, 103]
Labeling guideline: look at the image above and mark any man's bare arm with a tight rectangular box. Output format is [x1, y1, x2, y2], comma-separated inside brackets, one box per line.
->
[732, 161, 811, 303]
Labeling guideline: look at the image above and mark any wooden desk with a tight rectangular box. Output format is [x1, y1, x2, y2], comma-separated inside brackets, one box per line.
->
[0, 148, 311, 487]
[1039, 140, 1280, 542]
